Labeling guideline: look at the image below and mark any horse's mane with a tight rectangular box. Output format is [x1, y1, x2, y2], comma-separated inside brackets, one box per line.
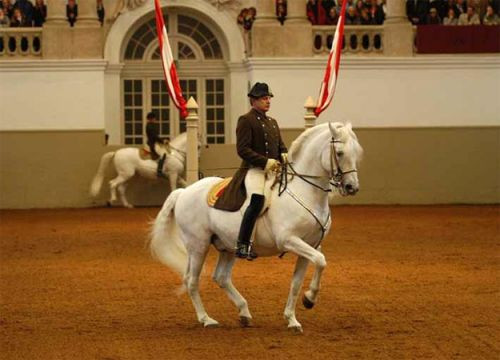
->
[289, 122, 363, 162]
[170, 132, 187, 148]
[289, 123, 330, 160]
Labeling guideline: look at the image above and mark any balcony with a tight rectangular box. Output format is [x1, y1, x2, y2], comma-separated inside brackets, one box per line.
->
[312, 25, 384, 55]
[0, 28, 43, 58]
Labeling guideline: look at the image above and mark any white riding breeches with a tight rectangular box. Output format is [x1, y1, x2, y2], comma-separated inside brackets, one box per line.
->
[245, 168, 266, 196]
[154, 143, 168, 157]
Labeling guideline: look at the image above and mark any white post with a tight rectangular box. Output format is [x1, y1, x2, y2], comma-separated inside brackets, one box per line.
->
[304, 96, 317, 129]
[185, 97, 199, 185]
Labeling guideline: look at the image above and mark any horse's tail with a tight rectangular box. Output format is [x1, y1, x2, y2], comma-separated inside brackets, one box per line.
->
[150, 189, 187, 276]
[89, 151, 115, 197]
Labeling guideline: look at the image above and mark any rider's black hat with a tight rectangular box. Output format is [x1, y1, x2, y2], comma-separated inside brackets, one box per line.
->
[248, 82, 274, 98]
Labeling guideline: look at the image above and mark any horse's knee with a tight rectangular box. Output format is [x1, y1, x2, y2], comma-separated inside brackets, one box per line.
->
[315, 253, 326, 269]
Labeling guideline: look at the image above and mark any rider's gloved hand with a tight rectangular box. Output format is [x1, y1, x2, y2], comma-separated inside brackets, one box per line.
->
[265, 159, 280, 173]
[281, 153, 288, 163]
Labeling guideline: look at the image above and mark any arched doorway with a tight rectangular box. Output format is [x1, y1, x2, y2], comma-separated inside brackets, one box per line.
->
[120, 9, 229, 145]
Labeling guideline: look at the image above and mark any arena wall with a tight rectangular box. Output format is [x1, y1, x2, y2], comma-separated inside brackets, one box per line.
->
[0, 127, 498, 208]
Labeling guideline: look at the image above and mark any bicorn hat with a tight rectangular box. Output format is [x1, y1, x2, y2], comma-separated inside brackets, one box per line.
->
[248, 82, 274, 98]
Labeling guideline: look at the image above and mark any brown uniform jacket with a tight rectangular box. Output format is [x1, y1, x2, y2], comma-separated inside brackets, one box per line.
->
[214, 108, 287, 211]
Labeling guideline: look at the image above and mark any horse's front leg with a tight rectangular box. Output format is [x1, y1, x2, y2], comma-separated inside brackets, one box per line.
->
[281, 235, 327, 332]
[284, 256, 309, 333]
[168, 171, 177, 192]
[303, 245, 323, 309]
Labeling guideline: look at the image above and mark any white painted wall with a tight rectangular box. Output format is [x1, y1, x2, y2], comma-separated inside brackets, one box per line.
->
[0, 61, 107, 131]
[246, 56, 500, 130]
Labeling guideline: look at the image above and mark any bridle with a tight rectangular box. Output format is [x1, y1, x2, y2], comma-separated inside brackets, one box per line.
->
[276, 123, 358, 194]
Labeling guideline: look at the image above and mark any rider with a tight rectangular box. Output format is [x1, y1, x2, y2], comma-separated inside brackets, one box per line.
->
[145, 111, 168, 178]
[233, 82, 288, 260]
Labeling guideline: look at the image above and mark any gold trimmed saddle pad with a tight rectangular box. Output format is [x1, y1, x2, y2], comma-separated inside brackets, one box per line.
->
[139, 146, 153, 160]
[207, 177, 233, 207]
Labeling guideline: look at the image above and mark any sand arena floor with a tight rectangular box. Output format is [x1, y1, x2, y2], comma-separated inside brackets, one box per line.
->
[0, 206, 498, 359]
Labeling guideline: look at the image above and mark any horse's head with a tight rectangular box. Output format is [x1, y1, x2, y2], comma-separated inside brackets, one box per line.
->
[322, 122, 363, 196]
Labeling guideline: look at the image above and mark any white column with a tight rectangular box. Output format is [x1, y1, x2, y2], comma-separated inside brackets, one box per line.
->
[76, 0, 101, 27]
[45, 0, 67, 25]
[304, 96, 317, 129]
[185, 97, 200, 185]
[385, 0, 408, 24]
[287, 0, 308, 23]
[254, 0, 275, 23]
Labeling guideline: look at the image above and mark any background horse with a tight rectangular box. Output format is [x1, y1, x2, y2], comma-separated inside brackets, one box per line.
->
[90, 133, 187, 208]
[150, 123, 363, 332]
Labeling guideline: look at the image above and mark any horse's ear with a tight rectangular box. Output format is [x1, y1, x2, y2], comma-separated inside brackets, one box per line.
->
[328, 122, 339, 137]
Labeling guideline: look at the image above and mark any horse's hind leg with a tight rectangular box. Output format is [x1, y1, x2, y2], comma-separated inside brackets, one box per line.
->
[213, 251, 252, 326]
[109, 175, 131, 207]
[186, 250, 219, 327]
[117, 183, 133, 208]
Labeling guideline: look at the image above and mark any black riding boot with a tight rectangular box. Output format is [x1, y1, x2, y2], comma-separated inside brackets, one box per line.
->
[235, 194, 265, 260]
[157, 154, 167, 178]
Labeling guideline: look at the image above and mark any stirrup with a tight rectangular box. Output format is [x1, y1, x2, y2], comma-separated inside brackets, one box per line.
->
[235, 243, 258, 261]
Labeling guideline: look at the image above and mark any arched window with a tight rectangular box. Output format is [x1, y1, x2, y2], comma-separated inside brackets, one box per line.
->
[121, 10, 227, 145]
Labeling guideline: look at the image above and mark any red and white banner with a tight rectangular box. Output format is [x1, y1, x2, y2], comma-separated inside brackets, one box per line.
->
[314, 0, 347, 117]
[154, 0, 188, 118]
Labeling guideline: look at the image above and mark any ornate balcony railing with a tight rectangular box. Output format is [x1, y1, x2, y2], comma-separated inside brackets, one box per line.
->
[0, 28, 43, 58]
[312, 25, 384, 55]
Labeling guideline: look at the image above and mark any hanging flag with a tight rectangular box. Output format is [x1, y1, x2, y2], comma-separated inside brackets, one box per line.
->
[154, 0, 188, 118]
[314, 0, 348, 117]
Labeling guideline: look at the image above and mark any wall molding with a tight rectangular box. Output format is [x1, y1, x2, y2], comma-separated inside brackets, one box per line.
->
[0, 60, 108, 72]
[246, 55, 500, 70]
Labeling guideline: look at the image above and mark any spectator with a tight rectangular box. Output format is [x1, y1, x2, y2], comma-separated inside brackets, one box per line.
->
[0, 8, 10, 27]
[67, 0, 77, 27]
[426, 7, 442, 22]
[369, 0, 385, 24]
[325, 6, 340, 24]
[13, 0, 33, 25]
[360, 7, 375, 24]
[482, 4, 499, 23]
[33, 0, 46, 27]
[455, 0, 468, 15]
[345, 5, 360, 23]
[0, 0, 13, 19]
[406, 0, 430, 24]
[458, 5, 481, 23]
[430, 0, 448, 19]
[443, 7, 459, 23]
[355, 0, 365, 16]
[97, 0, 105, 26]
[10, 7, 29, 27]
[322, 0, 337, 16]
[306, 0, 319, 24]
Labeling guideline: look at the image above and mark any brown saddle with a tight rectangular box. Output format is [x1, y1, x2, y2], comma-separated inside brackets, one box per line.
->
[139, 146, 154, 160]
[207, 178, 233, 207]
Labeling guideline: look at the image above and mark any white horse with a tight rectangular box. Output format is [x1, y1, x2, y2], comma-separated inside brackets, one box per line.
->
[150, 123, 363, 332]
[90, 132, 188, 208]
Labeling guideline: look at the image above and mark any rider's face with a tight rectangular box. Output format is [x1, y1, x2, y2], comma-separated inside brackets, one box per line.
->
[252, 96, 271, 113]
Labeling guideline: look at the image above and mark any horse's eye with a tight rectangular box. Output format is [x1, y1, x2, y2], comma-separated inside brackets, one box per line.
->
[337, 152, 344, 157]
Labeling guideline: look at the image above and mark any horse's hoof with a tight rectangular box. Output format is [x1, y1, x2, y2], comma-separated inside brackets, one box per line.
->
[239, 316, 252, 327]
[202, 318, 219, 328]
[106, 201, 112, 207]
[204, 322, 219, 328]
[288, 325, 303, 334]
[302, 294, 315, 309]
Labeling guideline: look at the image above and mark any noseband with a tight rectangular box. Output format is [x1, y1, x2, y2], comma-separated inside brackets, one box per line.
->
[328, 138, 357, 189]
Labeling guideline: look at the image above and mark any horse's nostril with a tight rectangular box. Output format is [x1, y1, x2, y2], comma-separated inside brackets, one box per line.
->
[345, 184, 353, 190]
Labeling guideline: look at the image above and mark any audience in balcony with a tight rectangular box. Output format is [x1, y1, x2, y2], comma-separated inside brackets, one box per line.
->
[97, 0, 105, 26]
[10, 7, 29, 27]
[0, 8, 10, 27]
[13, 0, 33, 25]
[307, 0, 386, 25]
[0, 0, 13, 19]
[458, 5, 481, 23]
[33, 0, 46, 27]
[407, 0, 500, 24]
[67, 0, 78, 27]
[426, 7, 442, 23]
[483, 4, 499, 23]
[443, 8, 460, 23]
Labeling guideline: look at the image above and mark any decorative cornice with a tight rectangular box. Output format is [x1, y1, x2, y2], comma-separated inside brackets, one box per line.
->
[0, 60, 108, 72]
[206, 0, 241, 11]
[245, 56, 500, 70]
